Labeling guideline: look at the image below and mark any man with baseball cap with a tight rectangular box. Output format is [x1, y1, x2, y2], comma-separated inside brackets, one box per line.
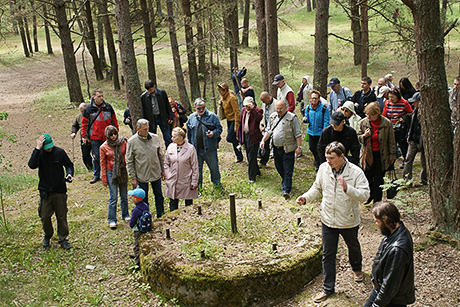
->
[317, 112, 360, 166]
[28, 134, 74, 250]
[273, 74, 296, 113]
[327, 78, 353, 115]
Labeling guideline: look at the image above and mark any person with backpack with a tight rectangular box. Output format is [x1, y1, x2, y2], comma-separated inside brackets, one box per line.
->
[303, 90, 330, 171]
[128, 188, 150, 267]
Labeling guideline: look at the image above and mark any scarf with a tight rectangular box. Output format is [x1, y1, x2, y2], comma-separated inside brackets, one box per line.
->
[107, 135, 128, 185]
[361, 130, 374, 171]
[297, 83, 307, 102]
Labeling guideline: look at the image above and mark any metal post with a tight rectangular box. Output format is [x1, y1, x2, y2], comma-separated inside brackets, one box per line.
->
[258, 199, 262, 209]
[200, 250, 206, 259]
[198, 206, 202, 215]
[272, 243, 277, 252]
[229, 193, 238, 233]
[166, 228, 171, 239]
[297, 217, 302, 226]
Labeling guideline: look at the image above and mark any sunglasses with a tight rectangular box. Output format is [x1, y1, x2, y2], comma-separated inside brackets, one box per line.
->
[196, 106, 205, 111]
[109, 133, 118, 137]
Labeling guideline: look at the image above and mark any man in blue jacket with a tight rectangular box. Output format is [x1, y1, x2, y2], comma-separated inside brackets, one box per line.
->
[187, 98, 223, 188]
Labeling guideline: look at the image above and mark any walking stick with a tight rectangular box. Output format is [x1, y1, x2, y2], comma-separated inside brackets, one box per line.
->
[72, 138, 75, 162]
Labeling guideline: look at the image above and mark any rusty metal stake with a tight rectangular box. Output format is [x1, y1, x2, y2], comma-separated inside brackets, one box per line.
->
[258, 199, 262, 209]
[272, 243, 277, 252]
[229, 193, 238, 233]
[297, 217, 302, 226]
[198, 206, 202, 215]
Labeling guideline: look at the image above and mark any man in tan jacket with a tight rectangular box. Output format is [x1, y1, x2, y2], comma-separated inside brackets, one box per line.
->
[296, 141, 370, 303]
[126, 119, 165, 218]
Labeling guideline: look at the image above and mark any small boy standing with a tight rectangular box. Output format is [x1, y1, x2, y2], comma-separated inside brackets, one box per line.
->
[128, 188, 148, 266]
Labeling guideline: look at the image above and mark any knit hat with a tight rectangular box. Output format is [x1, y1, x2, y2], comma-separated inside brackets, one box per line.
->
[43, 134, 54, 150]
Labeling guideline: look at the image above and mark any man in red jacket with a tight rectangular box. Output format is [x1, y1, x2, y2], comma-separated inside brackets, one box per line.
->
[81, 88, 119, 183]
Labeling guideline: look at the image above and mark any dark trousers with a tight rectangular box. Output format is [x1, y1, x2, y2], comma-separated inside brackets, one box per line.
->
[81, 142, 93, 171]
[403, 141, 427, 184]
[244, 134, 260, 181]
[273, 146, 295, 193]
[395, 129, 408, 162]
[364, 151, 385, 203]
[39, 192, 69, 244]
[308, 134, 321, 168]
[91, 139, 104, 178]
[322, 223, 362, 294]
[364, 288, 407, 307]
[259, 139, 271, 166]
[227, 121, 243, 161]
[169, 199, 193, 212]
[151, 116, 172, 148]
[133, 230, 142, 266]
[138, 179, 164, 218]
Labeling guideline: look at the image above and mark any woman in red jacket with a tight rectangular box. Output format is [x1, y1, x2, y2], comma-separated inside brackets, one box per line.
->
[100, 125, 129, 229]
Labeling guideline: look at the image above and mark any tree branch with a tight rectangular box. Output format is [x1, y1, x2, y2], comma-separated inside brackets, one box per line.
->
[444, 18, 458, 37]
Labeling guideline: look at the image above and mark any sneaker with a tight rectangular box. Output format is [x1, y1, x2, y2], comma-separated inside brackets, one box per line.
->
[60, 242, 72, 250]
[42, 236, 51, 248]
[354, 271, 364, 282]
[283, 192, 290, 200]
[234, 159, 243, 163]
[109, 222, 117, 229]
[90, 176, 100, 184]
[313, 291, 330, 303]
[124, 217, 131, 222]
[248, 180, 255, 184]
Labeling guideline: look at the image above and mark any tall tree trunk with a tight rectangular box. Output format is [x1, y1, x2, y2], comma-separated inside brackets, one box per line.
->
[167, 0, 191, 112]
[148, 0, 157, 38]
[350, 0, 361, 65]
[360, 0, 369, 77]
[208, 10, 217, 113]
[313, 0, 316, 10]
[181, 0, 201, 100]
[254, 0, 269, 92]
[265, 0, 279, 97]
[403, 0, 460, 239]
[313, 0, 329, 97]
[114, 0, 143, 127]
[9, 0, 19, 35]
[156, 0, 163, 18]
[85, 0, 104, 80]
[96, 2, 107, 70]
[32, 10, 39, 52]
[194, 2, 206, 79]
[241, 0, 250, 47]
[100, 0, 120, 90]
[140, 0, 157, 84]
[307, 0, 312, 12]
[224, 0, 239, 69]
[24, 17, 34, 54]
[54, 0, 84, 103]
[43, 4, 53, 54]
[17, 15, 30, 57]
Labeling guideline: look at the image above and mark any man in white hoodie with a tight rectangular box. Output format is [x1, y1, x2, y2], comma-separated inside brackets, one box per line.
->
[296, 141, 370, 303]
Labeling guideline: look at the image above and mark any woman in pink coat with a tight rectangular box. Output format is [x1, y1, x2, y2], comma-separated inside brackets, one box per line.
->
[164, 127, 199, 211]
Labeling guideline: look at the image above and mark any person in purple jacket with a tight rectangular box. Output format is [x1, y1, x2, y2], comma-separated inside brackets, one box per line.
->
[128, 188, 149, 266]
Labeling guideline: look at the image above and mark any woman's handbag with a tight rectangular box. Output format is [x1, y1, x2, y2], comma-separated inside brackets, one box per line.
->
[386, 169, 399, 199]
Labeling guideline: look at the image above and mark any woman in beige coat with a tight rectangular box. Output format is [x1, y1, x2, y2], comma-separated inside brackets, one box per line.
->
[164, 127, 199, 212]
[358, 102, 396, 204]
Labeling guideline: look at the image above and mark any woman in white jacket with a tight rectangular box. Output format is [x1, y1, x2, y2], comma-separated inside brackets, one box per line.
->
[296, 141, 370, 303]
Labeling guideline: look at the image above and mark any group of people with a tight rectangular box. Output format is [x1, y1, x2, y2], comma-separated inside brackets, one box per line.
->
[28, 71, 459, 305]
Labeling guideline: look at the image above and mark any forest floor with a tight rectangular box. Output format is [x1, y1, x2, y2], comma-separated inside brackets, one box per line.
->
[1, 53, 460, 307]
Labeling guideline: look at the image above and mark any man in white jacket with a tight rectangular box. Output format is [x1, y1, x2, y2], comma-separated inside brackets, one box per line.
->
[296, 141, 370, 303]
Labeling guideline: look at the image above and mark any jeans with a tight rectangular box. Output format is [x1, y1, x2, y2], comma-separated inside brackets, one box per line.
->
[227, 121, 243, 161]
[364, 151, 385, 203]
[81, 141, 93, 171]
[403, 141, 427, 184]
[169, 199, 193, 212]
[151, 116, 172, 148]
[91, 139, 104, 178]
[107, 170, 129, 224]
[197, 149, 221, 187]
[244, 134, 260, 181]
[138, 179, 164, 218]
[39, 192, 69, 244]
[273, 146, 295, 193]
[364, 288, 407, 307]
[308, 134, 321, 169]
[322, 223, 362, 295]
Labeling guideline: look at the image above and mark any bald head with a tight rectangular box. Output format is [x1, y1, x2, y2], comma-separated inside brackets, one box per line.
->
[260, 91, 271, 104]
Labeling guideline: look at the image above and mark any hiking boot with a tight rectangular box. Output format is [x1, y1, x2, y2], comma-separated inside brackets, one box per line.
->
[283, 192, 290, 200]
[354, 271, 364, 282]
[42, 236, 51, 248]
[89, 176, 100, 184]
[313, 291, 330, 303]
[60, 242, 72, 250]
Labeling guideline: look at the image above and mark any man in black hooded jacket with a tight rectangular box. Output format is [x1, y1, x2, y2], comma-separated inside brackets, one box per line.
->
[365, 201, 415, 307]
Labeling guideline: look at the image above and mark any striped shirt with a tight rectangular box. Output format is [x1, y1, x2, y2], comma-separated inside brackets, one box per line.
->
[382, 98, 413, 124]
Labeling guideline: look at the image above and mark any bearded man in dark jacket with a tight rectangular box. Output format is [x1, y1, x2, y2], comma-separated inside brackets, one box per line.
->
[365, 201, 415, 307]
[140, 80, 173, 148]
